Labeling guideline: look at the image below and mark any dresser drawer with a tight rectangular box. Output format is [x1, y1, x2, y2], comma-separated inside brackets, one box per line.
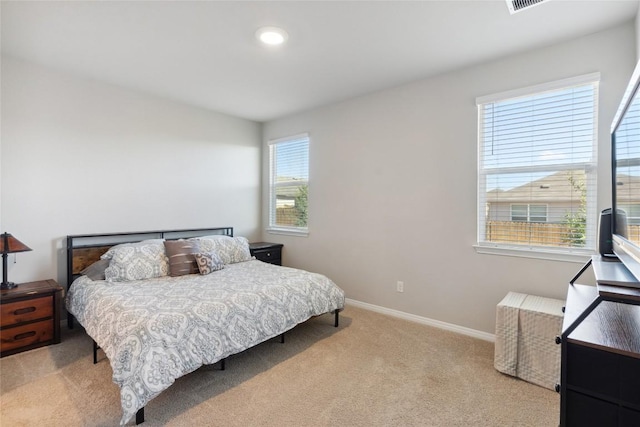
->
[0, 320, 54, 352]
[565, 390, 618, 427]
[620, 353, 640, 406]
[1, 296, 53, 327]
[566, 343, 619, 397]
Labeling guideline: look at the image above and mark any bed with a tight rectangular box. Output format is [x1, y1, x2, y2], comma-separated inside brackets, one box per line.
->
[65, 227, 345, 425]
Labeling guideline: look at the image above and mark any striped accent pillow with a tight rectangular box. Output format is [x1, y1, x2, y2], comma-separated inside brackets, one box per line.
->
[164, 240, 200, 276]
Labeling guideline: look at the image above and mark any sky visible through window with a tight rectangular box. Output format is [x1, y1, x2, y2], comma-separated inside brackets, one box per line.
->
[276, 139, 309, 181]
[482, 85, 595, 191]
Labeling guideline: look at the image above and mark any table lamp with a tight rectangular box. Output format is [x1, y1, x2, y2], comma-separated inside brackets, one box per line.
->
[1, 232, 32, 290]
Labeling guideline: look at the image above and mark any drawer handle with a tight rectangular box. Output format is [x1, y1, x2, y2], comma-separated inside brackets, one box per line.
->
[13, 307, 37, 316]
[266, 252, 271, 257]
[14, 331, 37, 341]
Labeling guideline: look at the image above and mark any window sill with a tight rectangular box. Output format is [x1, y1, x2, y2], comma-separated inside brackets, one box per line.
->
[474, 244, 594, 263]
[267, 227, 309, 237]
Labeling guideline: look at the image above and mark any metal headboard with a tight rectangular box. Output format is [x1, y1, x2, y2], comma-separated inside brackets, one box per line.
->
[66, 227, 233, 288]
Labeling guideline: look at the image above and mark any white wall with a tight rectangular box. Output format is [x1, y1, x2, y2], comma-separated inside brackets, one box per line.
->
[1, 56, 262, 287]
[262, 23, 637, 334]
[636, 2, 640, 60]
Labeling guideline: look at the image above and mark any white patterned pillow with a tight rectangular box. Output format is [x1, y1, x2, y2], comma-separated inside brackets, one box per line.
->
[192, 235, 251, 264]
[101, 239, 169, 282]
[194, 252, 225, 275]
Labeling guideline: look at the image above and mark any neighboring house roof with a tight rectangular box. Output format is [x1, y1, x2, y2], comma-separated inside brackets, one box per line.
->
[275, 176, 307, 199]
[486, 170, 640, 204]
[486, 170, 585, 203]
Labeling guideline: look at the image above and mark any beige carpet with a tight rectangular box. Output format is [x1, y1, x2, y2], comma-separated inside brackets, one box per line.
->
[1, 305, 558, 426]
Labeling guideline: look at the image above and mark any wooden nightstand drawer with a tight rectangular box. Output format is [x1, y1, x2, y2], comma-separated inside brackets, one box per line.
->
[0, 320, 54, 352]
[1, 296, 53, 326]
[0, 279, 63, 357]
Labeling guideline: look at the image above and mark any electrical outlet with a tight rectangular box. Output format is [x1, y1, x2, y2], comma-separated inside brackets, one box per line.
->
[396, 281, 404, 293]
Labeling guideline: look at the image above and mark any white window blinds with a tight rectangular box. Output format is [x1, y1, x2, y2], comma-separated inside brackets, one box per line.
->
[477, 74, 599, 255]
[268, 133, 309, 233]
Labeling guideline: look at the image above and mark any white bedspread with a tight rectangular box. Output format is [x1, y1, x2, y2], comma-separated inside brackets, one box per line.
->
[66, 260, 345, 424]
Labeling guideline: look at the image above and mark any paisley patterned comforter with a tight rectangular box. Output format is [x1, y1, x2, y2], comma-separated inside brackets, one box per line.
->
[66, 260, 345, 425]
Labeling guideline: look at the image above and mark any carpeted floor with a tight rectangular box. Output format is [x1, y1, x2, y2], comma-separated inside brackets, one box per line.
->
[0, 305, 558, 426]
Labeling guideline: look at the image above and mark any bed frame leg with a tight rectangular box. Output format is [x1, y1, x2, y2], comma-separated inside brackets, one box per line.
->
[68, 313, 75, 329]
[220, 358, 226, 371]
[280, 333, 285, 344]
[93, 340, 99, 364]
[135, 407, 144, 424]
[334, 309, 340, 327]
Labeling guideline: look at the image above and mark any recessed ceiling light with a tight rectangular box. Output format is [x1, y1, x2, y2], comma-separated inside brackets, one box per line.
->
[256, 26, 288, 46]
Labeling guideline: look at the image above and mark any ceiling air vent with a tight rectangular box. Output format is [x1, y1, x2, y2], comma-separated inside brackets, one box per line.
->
[506, 0, 549, 14]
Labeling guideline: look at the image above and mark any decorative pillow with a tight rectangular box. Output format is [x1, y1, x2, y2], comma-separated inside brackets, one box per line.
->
[194, 252, 225, 275]
[101, 239, 169, 282]
[80, 259, 110, 281]
[164, 239, 200, 276]
[192, 235, 251, 265]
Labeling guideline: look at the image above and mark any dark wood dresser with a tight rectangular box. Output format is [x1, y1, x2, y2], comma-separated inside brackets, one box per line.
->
[249, 242, 283, 266]
[560, 262, 640, 426]
[1, 279, 63, 357]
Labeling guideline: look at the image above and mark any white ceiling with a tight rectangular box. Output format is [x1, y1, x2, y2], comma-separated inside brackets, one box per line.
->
[2, 1, 639, 122]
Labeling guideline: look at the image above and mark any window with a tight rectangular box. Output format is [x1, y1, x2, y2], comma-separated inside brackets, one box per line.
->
[476, 74, 599, 258]
[511, 204, 548, 223]
[268, 133, 309, 235]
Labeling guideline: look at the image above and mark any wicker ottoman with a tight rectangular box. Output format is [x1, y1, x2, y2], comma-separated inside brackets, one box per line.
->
[494, 292, 565, 390]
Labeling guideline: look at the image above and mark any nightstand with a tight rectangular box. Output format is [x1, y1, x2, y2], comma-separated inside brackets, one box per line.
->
[1, 279, 63, 357]
[249, 242, 283, 266]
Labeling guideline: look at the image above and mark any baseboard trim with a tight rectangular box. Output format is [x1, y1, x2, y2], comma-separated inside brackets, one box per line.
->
[345, 298, 495, 342]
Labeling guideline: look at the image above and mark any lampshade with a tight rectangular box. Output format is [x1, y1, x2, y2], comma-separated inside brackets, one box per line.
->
[0, 233, 32, 254]
[1, 232, 32, 290]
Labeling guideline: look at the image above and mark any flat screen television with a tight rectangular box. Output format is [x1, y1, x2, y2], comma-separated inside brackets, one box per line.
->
[611, 60, 640, 282]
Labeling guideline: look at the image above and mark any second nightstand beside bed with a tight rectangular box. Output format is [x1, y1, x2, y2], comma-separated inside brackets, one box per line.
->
[249, 242, 283, 266]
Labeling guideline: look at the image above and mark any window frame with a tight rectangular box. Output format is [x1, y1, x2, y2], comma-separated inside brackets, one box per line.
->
[267, 133, 310, 237]
[475, 73, 600, 262]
